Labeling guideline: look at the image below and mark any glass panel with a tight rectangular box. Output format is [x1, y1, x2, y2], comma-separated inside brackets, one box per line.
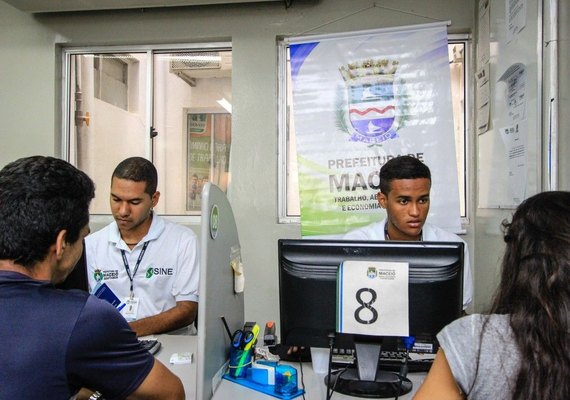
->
[95, 56, 129, 110]
[448, 42, 466, 217]
[153, 51, 232, 215]
[212, 113, 232, 192]
[285, 48, 300, 216]
[187, 113, 213, 212]
[66, 48, 231, 216]
[184, 111, 232, 213]
[69, 53, 148, 214]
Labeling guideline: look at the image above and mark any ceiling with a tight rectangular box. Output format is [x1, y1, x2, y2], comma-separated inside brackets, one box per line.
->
[1, 0, 284, 13]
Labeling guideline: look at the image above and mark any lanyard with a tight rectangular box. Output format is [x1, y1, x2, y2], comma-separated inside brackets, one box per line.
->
[120, 241, 149, 298]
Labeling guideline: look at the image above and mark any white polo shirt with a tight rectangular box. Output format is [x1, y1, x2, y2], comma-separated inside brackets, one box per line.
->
[343, 218, 473, 309]
[86, 213, 199, 320]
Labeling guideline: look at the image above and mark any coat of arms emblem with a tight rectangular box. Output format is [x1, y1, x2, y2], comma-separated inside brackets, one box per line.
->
[339, 59, 400, 144]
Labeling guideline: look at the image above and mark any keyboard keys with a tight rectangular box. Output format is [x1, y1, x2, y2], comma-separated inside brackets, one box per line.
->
[330, 347, 434, 373]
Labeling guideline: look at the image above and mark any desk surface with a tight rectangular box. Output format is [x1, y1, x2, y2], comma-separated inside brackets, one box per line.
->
[155, 335, 425, 400]
[154, 334, 198, 400]
[212, 363, 425, 400]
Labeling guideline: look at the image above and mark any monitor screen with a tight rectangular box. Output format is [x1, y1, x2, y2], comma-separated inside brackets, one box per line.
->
[278, 239, 464, 354]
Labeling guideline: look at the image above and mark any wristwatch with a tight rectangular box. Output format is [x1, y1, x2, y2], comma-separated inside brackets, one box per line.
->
[89, 391, 104, 400]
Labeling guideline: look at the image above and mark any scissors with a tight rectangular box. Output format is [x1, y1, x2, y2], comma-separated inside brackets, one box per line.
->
[230, 324, 260, 377]
[231, 329, 255, 350]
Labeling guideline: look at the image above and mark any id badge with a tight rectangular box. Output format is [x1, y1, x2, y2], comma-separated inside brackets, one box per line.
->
[121, 297, 140, 321]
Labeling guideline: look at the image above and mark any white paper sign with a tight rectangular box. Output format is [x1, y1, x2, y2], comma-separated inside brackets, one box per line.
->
[498, 63, 527, 124]
[506, 0, 527, 44]
[499, 123, 527, 205]
[336, 260, 409, 337]
[476, 64, 490, 135]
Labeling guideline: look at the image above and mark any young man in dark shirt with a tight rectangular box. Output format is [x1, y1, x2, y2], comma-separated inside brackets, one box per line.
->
[0, 156, 184, 400]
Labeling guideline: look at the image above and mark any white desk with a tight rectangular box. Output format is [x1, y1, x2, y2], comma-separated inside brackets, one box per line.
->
[212, 363, 425, 400]
[155, 335, 426, 400]
[154, 333, 198, 400]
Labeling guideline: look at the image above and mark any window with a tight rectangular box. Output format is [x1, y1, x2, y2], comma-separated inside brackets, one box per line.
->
[62, 44, 232, 217]
[94, 56, 130, 110]
[278, 36, 470, 223]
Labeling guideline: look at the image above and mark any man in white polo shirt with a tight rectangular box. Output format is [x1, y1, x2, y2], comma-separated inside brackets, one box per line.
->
[86, 157, 199, 336]
[343, 155, 473, 310]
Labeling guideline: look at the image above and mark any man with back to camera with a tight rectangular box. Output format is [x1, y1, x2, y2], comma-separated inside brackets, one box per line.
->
[0, 156, 184, 399]
[343, 155, 474, 309]
[86, 157, 199, 337]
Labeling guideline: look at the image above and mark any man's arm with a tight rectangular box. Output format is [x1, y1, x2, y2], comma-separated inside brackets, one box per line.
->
[127, 358, 184, 400]
[129, 300, 197, 337]
[76, 359, 184, 400]
[71, 297, 186, 400]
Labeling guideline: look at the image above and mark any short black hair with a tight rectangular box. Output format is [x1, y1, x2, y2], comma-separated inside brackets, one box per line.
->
[0, 156, 95, 269]
[379, 155, 431, 194]
[112, 157, 157, 196]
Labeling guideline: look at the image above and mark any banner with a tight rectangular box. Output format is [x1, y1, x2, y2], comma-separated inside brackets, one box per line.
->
[289, 23, 461, 236]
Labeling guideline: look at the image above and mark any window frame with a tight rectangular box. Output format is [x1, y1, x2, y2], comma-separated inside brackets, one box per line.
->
[61, 42, 232, 224]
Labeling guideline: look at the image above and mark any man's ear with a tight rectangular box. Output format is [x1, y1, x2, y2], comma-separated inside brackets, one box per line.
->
[377, 192, 387, 209]
[151, 191, 160, 208]
[55, 230, 68, 259]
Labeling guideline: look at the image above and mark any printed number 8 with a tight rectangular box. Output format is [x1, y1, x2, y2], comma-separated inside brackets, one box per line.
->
[354, 288, 378, 325]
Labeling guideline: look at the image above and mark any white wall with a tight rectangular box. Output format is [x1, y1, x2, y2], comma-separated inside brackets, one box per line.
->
[0, 3, 58, 166]
[0, 0, 477, 326]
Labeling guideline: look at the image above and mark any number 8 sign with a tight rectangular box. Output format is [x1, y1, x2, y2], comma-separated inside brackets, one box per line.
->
[336, 260, 409, 337]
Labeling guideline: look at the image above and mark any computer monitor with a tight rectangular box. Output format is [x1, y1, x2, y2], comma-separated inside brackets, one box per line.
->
[278, 239, 464, 398]
[196, 183, 244, 400]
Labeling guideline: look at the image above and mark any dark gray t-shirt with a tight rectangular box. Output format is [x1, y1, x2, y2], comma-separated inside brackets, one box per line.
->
[437, 314, 520, 399]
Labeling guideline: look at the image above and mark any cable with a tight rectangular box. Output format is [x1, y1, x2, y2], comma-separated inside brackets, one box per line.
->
[293, 3, 447, 37]
[394, 336, 415, 400]
[297, 351, 306, 400]
[393, 351, 407, 400]
[325, 333, 336, 400]
[329, 364, 349, 400]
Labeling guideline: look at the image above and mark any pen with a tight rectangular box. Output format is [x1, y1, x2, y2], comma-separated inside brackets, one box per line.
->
[221, 316, 233, 340]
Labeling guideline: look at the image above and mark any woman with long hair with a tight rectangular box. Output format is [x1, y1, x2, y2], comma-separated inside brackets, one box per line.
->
[414, 191, 570, 399]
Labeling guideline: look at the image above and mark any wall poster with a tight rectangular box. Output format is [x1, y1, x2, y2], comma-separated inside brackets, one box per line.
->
[186, 110, 231, 213]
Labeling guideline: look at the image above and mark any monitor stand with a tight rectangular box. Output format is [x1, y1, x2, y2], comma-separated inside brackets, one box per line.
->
[325, 341, 412, 398]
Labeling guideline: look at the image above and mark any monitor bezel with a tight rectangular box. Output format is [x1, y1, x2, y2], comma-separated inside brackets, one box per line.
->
[278, 238, 464, 352]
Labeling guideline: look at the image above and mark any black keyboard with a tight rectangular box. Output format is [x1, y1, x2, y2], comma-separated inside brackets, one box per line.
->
[379, 350, 434, 373]
[331, 348, 434, 373]
[139, 339, 161, 355]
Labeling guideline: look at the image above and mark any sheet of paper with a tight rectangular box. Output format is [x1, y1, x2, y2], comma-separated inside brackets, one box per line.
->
[499, 122, 527, 205]
[507, 0, 527, 44]
[477, 0, 491, 68]
[170, 352, 194, 365]
[476, 64, 490, 135]
[498, 63, 527, 124]
[337, 260, 409, 337]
